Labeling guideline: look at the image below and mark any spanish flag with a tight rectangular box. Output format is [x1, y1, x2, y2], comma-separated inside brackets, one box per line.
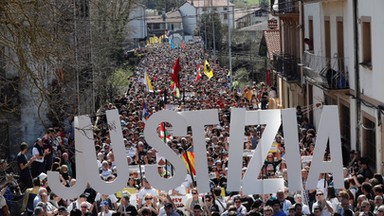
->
[204, 60, 213, 79]
[182, 147, 196, 175]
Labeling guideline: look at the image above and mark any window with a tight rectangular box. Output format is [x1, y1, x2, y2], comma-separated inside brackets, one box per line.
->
[223, 7, 228, 11]
[362, 116, 376, 171]
[361, 17, 372, 67]
[224, 13, 228, 20]
[336, 17, 345, 71]
[308, 17, 314, 52]
[324, 17, 331, 61]
[340, 103, 351, 150]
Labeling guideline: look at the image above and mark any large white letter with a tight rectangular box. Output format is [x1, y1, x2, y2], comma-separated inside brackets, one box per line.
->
[179, 109, 219, 193]
[242, 110, 284, 195]
[83, 109, 130, 195]
[282, 109, 303, 192]
[47, 116, 88, 200]
[306, 106, 344, 189]
[144, 110, 188, 191]
[227, 108, 246, 192]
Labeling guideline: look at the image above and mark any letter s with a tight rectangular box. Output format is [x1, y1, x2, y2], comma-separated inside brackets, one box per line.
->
[144, 110, 188, 191]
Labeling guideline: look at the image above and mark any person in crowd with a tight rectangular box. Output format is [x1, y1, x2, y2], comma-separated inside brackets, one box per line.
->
[116, 193, 138, 215]
[137, 178, 158, 209]
[31, 138, 50, 178]
[232, 195, 247, 216]
[67, 193, 93, 212]
[17, 142, 36, 189]
[138, 194, 158, 216]
[293, 194, 310, 215]
[185, 188, 204, 215]
[98, 200, 115, 216]
[312, 190, 334, 216]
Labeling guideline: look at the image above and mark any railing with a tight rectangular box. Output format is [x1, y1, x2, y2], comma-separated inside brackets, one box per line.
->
[302, 51, 349, 89]
[272, 53, 301, 82]
[271, 0, 300, 14]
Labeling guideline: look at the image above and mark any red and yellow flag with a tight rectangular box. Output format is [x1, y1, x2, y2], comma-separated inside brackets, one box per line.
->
[182, 147, 196, 175]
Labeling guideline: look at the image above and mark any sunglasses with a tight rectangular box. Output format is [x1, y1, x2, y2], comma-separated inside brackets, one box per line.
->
[192, 192, 197, 194]
[316, 194, 324, 196]
[145, 197, 153, 200]
[81, 206, 87, 209]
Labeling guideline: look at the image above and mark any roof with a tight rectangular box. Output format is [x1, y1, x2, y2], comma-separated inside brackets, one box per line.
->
[263, 29, 280, 60]
[146, 10, 182, 24]
[238, 21, 269, 32]
[187, 0, 234, 7]
[234, 7, 266, 21]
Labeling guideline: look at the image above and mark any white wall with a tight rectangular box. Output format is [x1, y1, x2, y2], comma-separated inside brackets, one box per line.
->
[179, 3, 197, 35]
[357, 1, 384, 102]
[127, 5, 147, 39]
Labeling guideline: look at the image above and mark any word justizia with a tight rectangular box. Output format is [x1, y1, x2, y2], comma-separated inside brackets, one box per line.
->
[48, 106, 344, 199]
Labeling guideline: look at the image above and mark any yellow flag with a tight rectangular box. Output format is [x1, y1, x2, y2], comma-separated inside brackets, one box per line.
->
[204, 60, 214, 79]
[144, 72, 153, 92]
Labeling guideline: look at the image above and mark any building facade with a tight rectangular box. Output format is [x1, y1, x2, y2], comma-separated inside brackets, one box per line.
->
[271, 0, 384, 171]
[179, 0, 235, 35]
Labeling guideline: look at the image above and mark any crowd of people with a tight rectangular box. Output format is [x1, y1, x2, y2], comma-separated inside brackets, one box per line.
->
[0, 38, 382, 216]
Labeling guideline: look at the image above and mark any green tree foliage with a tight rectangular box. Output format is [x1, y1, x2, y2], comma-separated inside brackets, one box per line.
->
[155, 0, 182, 12]
[197, 12, 223, 51]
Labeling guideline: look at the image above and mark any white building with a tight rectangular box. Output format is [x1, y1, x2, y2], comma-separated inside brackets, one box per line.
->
[179, 0, 235, 35]
[146, 9, 184, 36]
[300, 0, 384, 171]
[126, 4, 147, 45]
[234, 7, 269, 29]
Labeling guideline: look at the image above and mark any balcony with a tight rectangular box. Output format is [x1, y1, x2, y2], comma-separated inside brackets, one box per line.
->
[302, 51, 349, 90]
[302, 0, 343, 4]
[271, 0, 299, 15]
[272, 53, 301, 82]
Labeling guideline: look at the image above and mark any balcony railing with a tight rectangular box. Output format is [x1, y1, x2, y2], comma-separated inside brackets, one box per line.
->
[272, 53, 301, 82]
[302, 51, 349, 89]
[271, 0, 300, 14]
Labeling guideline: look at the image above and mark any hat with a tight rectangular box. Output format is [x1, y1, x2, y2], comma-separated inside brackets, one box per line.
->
[58, 206, 67, 212]
[38, 172, 47, 181]
[164, 203, 173, 208]
[37, 201, 47, 208]
[122, 192, 130, 200]
[100, 200, 109, 207]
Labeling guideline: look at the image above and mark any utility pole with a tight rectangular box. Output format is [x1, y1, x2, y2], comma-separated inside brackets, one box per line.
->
[164, 0, 168, 30]
[211, 0, 216, 57]
[228, 0, 232, 87]
[204, 0, 207, 50]
[73, 0, 80, 115]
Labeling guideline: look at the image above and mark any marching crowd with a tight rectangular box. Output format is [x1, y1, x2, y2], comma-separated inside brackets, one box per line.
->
[0, 39, 382, 216]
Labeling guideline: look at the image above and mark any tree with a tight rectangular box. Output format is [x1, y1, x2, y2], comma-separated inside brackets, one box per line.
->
[0, 0, 138, 157]
[260, 0, 269, 9]
[155, 0, 182, 13]
[197, 12, 223, 52]
[89, 0, 136, 106]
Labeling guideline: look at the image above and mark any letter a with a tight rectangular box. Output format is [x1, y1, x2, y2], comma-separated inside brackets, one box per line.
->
[306, 106, 344, 190]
